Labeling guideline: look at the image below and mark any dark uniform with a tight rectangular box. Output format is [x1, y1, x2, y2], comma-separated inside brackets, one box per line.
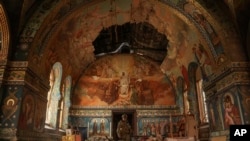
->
[117, 114, 131, 141]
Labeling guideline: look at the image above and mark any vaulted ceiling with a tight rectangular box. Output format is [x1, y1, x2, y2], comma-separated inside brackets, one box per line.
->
[2, 0, 250, 86]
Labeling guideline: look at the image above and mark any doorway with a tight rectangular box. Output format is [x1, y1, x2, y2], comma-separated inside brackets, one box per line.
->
[112, 110, 135, 140]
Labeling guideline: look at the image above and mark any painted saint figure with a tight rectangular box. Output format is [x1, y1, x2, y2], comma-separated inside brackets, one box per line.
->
[119, 72, 130, 96]
[192, 44, 212, 80]
[100, 119, 105, 134]
[224, 95, 241, 128]
[117, 114, 131, 141]
[92, 120, 98, 135]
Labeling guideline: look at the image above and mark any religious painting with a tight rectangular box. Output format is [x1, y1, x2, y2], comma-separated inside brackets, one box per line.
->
[221, 91, 242, 129]
[89, 118, 110, 137]
[137, 116, 185, 137]
[208, 98, 222, 131]
[208, 96, 223, 131]
[73, 54, 175, 106]
[237, 86, 250, 124]
[1, 89, 18, 124]
[33, 99, 46, 132]
[19, 94, 35, 130]
[192, 43, 213, 81]
[69, 116, 111, 138]
[183, 1, 224, 56]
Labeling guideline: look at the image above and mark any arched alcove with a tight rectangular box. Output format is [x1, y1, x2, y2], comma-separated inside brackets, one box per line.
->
[45, 62, 63, 129]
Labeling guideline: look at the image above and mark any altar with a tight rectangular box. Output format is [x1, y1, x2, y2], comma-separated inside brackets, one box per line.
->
[62, 129, 82, 141]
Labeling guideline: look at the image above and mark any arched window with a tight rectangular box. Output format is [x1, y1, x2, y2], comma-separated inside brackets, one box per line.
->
[197, 79, 208, 123]
[59, 84, 65, 129]
[60, 76, 72, 129]
[45, 62, 63, 129]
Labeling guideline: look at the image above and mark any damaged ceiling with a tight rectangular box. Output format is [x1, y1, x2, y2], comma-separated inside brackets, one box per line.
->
[2, 0, 249, 85]
[93, 22, 168, 62]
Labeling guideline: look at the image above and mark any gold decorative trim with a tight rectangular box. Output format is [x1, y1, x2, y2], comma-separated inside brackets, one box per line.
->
[0, 4, 10, 62]
[70, 110, 111, 117]
[71, 105, 178, 109]
[137, 110, 180, 117]
[8, 61, 29, 68]
[0, 128, 17, 138]
[216, 72, 250, 91]
[6, 71, 26, 81]
[203, 62, 250, 91]
[1, 89, 18, 123]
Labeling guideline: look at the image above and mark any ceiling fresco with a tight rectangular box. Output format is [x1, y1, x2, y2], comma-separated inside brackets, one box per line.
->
[73, 54, 175, 106]
[10, 0, 247, 104]
[40, 0, 216, 83]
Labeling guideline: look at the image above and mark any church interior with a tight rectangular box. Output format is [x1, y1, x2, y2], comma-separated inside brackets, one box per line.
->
[0, 0, 250, 141]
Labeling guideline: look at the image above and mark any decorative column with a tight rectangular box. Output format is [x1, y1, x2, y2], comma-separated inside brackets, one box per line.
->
[188, 62, 200, 124]
[0, 60, 7, 102]
[176, 76, 184, 114]
[204, 62, 250, 139]
[0, 61, 50, 140]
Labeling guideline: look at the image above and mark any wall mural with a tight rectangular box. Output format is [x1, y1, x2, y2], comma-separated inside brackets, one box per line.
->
[33, 99, 46, 132]
[19, 94, 35, 130]
[1, 89, 18, 124]
[89, 118, 110, 137]
[137, 116, 185, 137]
[208, 86, 246, 132]
[237, 86, 250, 124]
[183, 2, 224, 57]
[222, 91, 241, 129]
[208, 96, 223, 131]
[36, 0, 218, 84]
[69, 117, 112, 138]
[73, 54, 175, 106]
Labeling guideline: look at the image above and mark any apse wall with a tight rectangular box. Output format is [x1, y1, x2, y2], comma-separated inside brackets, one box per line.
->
[69, 54, 183, 139]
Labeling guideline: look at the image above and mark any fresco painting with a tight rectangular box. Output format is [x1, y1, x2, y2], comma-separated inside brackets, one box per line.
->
[73, 54, 175, 106]
[237, 86, 250, 124]
[183, 2, 224, 56]
[69, 117, 111, 138]
[19, 94, 35, 130]
[34, 100, 46, 132]
[137, 116, 185, 137]
[222, 91, 242, 129]
[1, 89, 18, 123]
[208, 87, 245, 131]
[89, 118, 110, 137]
[208, 97, 223, 131]
[46, 0, 217, 86]
[192, 43, 213, 80]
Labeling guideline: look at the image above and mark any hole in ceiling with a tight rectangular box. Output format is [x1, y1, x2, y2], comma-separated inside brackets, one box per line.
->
[93, 22, 169, 62]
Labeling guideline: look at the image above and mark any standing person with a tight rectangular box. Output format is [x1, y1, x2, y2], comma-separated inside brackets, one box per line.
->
[117, 114, 131, 141]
